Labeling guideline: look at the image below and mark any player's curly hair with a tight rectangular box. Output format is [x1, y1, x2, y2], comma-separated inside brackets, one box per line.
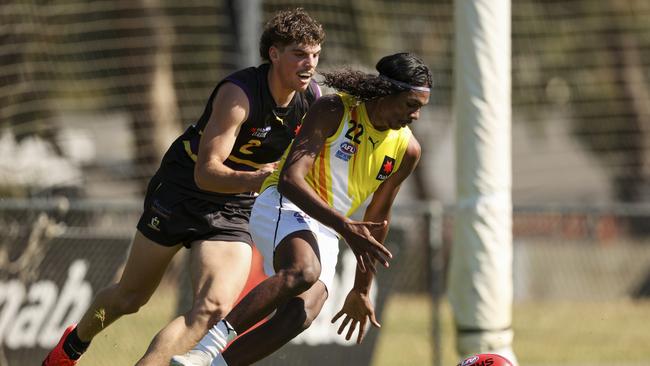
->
[320, 53, 433, 101]
[259, 8, 325, 62]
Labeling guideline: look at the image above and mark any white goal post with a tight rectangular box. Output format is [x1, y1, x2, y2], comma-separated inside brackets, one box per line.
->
[448, 0, 517, 363]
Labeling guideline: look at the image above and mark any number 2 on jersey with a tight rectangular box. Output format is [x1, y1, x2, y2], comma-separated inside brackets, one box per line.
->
[239, 139, 261, 155]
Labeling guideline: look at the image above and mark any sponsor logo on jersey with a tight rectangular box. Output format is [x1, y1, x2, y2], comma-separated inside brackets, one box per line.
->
[250, 126, 272, 138]
[148, 216, 161, 231]
[293, 211, 310, 224]
[335, 142, 357, 161]
[368, 136, 379, 149]
[376, 155, 395, 180]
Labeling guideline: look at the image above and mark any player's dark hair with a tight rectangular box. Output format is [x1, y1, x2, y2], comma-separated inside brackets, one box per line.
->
[259, 8, 325, 62]
[320, 53, 433, 101]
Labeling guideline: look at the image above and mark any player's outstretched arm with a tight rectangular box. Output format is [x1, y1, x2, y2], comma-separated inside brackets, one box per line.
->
[331, 135, 421, 342]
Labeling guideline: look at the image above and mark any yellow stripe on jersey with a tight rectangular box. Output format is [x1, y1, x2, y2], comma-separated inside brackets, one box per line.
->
[225, 155, 267, 169]
[184, 138, 266, 168]
[183, 140, 198, 162]
[319, 143, 332, 204]
[183, 129, 203, 162]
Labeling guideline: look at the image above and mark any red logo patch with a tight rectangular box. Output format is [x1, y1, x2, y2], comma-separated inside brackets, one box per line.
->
[376, 156, 396, 181]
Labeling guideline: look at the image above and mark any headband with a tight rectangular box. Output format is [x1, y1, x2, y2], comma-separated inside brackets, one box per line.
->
[379, 74, 431, 92]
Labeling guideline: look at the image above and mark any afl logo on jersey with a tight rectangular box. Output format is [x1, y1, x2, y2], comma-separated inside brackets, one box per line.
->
[335, 142, 357, 161]
[376, 155, 396, 181]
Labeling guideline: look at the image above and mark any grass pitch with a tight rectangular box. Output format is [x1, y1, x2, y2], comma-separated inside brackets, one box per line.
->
[78, 289, 650, 366]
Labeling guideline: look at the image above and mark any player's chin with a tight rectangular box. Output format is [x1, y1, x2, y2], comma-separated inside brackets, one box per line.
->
[295, 78, 311, 91]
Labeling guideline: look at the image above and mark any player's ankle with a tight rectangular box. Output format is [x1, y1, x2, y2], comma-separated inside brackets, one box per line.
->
[63, 327, 91, 360]
[195, 320, 237, 357]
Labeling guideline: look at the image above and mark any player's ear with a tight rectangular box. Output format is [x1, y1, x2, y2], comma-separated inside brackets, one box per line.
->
[269, 45, 280, 62]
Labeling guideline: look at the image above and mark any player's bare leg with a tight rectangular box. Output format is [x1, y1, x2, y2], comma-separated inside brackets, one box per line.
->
[42, 231, 180, 365]
[172, 231, 322, 365]
[227, 231, 321, 332]
[136, 240, 251, 366]
[77, 231, 181, 341]
[223, 281, 328, 365]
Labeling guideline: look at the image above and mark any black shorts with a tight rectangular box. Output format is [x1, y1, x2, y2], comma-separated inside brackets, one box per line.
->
[136, 176, 254, 248]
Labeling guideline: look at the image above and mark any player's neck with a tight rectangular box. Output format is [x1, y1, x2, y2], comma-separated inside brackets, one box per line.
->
[267, 66, 296, 107]
[365, 99, 389, 131]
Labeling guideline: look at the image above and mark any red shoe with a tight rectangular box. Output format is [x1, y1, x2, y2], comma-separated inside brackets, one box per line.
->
[42, 324, 79, 366]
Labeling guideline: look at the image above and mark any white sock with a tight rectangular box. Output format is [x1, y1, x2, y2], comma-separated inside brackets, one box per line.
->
[196, 320, 237, 358]
[211, 354, 228, 366]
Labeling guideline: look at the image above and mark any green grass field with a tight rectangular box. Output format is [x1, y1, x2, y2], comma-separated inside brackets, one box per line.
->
[375, 295, 650, 366]
[79, 289, 650, 366]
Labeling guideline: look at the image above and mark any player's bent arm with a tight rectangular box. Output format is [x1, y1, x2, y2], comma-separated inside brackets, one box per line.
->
[353, 135, 422, 293]
[194, 82, 271, 193]
[277, 95, 348, 228]
[279, 95, 396, 271]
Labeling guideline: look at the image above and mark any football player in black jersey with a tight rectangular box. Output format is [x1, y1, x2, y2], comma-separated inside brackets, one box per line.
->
[42, 8, 324, 366]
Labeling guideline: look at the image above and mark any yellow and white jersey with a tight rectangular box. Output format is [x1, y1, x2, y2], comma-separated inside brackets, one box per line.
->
[262, 93, 412, 217]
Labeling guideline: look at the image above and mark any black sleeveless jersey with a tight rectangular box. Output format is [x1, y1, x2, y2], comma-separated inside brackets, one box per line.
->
[156, 63, 320, 204]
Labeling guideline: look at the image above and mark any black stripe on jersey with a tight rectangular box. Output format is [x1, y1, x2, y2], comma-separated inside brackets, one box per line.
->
[273, 191, 283, 247]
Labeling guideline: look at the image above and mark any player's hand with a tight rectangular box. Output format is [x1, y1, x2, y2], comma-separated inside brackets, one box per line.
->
[331, 289, 380, 344]
[340, 219, 392, 273]
[252, 162, 279, 192]
[258, 161, 279, 174]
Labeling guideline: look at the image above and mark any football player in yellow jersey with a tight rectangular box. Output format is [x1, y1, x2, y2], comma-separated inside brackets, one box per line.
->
[172, 52, 431, 366]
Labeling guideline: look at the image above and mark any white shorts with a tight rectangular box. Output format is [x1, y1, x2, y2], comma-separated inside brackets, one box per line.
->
[249, 185, 339, 291]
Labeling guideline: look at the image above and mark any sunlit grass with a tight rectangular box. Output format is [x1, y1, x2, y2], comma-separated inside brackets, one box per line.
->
[513, 299, 650, 363]
[79, 285, 177, 366]
[79, 289, 650, 366]
[375, 295, 650, 366]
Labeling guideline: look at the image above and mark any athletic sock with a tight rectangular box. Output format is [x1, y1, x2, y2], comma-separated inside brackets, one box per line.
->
[195, 319, 238, 358]
[63, 328, 91, 360]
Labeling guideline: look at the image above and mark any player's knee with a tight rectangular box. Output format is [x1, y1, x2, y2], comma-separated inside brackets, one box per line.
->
[282, 294, 324, 333]
[279, 299, 311, 333]
[300, 308, 317, 331]
[189, 296, 231, 327]
[277, 266, 320, 294]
